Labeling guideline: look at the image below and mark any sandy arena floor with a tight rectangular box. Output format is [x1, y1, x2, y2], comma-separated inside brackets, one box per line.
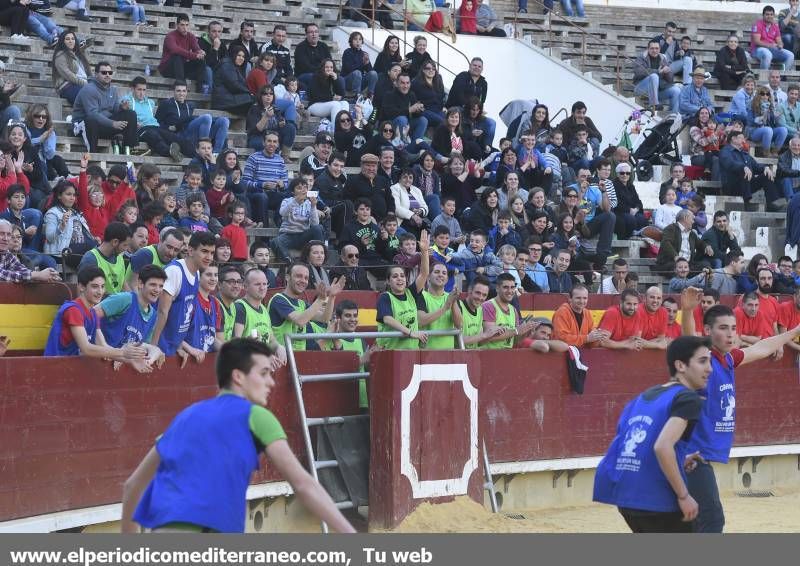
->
[387, 488, 800, 533]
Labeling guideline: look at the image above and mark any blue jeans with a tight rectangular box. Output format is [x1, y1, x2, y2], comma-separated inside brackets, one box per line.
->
[687, 462, 725, 533]
[345, 69, 378, 95]
[669, 56, 694, 85]
[27, 12, 62, 43]
[59, 83, 82, 105]
[749, 125, 788, 150]
[272, 225, 324, 261]
[394, 115, 428, 142]
[16, 208, 44, 250]
[274, 98, 298, 123]
[422, 109, 446, 129]
[633, 73, 681, 111]
[180, 114, 230, 153]
[424, 193, 441, 219]
[119, 4, 147, 23]
[753, 46, 795, 70]
[247, 121, 297, 152]
[23, 249, 57, 270]
[0, 106, 21, 127]
[783, 33, 795, 54]
[782, 178, 799, 199]
[560, 0, 584, 16]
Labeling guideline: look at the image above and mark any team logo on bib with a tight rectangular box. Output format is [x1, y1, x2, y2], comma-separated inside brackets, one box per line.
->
[621, 425, 648, 457]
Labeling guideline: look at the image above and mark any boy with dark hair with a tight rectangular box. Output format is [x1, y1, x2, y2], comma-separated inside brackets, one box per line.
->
[451, 229, 503, 286]
[249, 239, 278, 287]
[594, 335, 712, 532]
[180, 193, 210, 233]
[77, 221, 131, 295]
[121, 338, 355, 533]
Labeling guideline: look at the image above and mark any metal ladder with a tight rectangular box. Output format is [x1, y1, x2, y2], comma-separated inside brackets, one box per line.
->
[285, 329, 465, 532]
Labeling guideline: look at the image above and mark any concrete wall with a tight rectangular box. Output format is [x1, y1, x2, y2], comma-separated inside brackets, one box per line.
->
[334, 27, 638, 146]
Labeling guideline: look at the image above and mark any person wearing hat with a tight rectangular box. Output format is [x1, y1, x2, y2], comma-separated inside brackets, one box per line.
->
[518, 317, 569, 353]
[300, 131, 334, 179]
[343, 153, 392, 220]
[612, 161, 649, 240]
[679, 66, 713, 120]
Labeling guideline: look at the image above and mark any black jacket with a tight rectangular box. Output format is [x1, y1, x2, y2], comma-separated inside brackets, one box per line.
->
[381, 88, 420, 121]
[446, 71, 488, 107]
[155, 97, 197, 132]
[612, 178, 644, 213]
[343, 173, 393, 219]
[294, 40, 333, 76]
[308, 73, 344, 104]
[211, 59, 253, 110]
[411, 76, 444, 111]
[229, 36, 259, 61]
[198, 35, 227, 69]
[315, 169, 348, 202]
[329, 263, 372, 290]
[260, 41, 293, 81]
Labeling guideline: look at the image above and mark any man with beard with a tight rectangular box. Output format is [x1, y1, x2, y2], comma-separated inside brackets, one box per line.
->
[599, 289, 644, 350]
[778, 286, 800, 354]
[734, 292, 776, 350]
[482, 273, 536, 349]
[752, 267, 780, 329]
[456, 275, 496, 349]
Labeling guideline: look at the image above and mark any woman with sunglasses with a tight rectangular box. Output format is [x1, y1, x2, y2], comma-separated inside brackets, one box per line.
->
[334, 109, 369, 167]
[411, 62, 446, 129]
[51, 30, 92, 105]
[612, 163, 648, 239]
[246, 84, 297, 162]
[25, 104, 70, 183]
[728, 74, 787, 157]
[362, 120, 401, 164]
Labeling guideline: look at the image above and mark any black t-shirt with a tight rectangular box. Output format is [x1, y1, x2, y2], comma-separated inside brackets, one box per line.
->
[641, 384, 703, 439]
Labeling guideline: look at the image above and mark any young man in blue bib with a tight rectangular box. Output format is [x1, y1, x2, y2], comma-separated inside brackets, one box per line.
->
[94, 264, 168, 369]
[44, 266, 151, 371]
[120, 338, 356, 533]
[594, 336, 712, 532]
[680, 287, 800, 532]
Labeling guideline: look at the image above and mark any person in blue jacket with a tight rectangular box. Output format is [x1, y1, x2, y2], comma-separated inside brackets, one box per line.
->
[593, 335, 712, 532]
[95, 263, 167, 369]
[44, 266, 151, 371]
[679, 287, 800, 532]
[120, 338, 356, 533]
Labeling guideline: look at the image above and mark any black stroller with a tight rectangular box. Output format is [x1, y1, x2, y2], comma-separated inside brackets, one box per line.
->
[632, 114, 686, 181]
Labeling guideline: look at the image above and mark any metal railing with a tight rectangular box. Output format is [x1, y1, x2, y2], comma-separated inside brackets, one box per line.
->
[338, 0, 471, 82]
[509, 0, 641, 96]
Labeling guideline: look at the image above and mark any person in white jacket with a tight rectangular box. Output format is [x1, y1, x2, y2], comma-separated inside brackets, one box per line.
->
[390, 168, 428, 236]
[653, 187, 683, 230]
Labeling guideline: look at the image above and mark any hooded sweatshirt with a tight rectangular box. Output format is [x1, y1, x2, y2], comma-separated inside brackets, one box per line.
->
[72, 78, 123, 128]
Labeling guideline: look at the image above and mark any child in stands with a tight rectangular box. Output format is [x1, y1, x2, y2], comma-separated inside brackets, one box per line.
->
[221, 201, 248, 262]
[206, 168, 235, 223]
[180, 193, 209, 233]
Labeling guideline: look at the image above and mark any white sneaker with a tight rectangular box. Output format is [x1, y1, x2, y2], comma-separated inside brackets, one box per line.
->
[10, 34, 32, 44]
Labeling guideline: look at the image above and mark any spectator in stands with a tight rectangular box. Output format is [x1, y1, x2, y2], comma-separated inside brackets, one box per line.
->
[260, 25, 292, 83]
[611, 162, 647, 239]
[599, 258, 628, 294]
[401, 38, 433, 81]
[151, 231, 215, 355]
[700, 250, 745, 295]
[752, 267, 780, 323]
[775, 255, 797, 293]
[126, 228, 183, 287]
[701, 210, 741, 269]
[374, 35, 403, 75]
[117, 0, 147, 26]
[571, 167, 615, 268]
[344, 154, 392, 221]
[653, 188, 682, 230]
[519, 104, 550, 151]
[333, 108, 368, 168]
[662, 296, 681, 338]
[412, 61, 446, 129]
[778, 287, 800, 344]
[123, 77, 185, 162]
[458, 0, 478, 34]
[1, 184, 45, 256]
[307, 59, 350, 130]
[464, 98, 496, 156]
[546, 248, 573, 294]
[658, 163, 686, 204]
[246, 53, 278, 95]
[156, 81, 230, 156]
[211, 46, 254, 116]
[778, 135, 800, 199]
[4, 123, 47, 203]
[450, 228, 500, 285]
[341, 31, 378, 97]
[689, 107, 724, 181]
[198, 21, 227, 74]
[390, 168, 428, 235]
[655, 209, 712, 275]
[51, 30, 92, 105]
[295, 23, 341, 91]
[637, 286, 669, 349]
[328, 244, 370, 291]
[25, 104, 69, 182]
[77, 221, 130, 295]
[43, 266, 151, 366]
[228, 20, 259, 67]
[272, 178, 323, 265]
[447, 57, 489, 111]
[242, 130, 288, 226]
[768, 70, 788, 108]
[456, 275, 494, 348]
[598, 289, 643, 350]
[0, 218, 59, 282]
[480, 274, 532, 349]
[382, 72, 428, 144]
[714, 34, 750, 91]
[43, 179, 95, 261]
[339, 198, 384, 268]
[497, 171, 527, 213]
[719, 130, 784, 210]
[560, 101, 601, 155]
[461, 186, 498, 234]
[158, 14, 211, 95]
[633, 39, 681, 111]
[679, 67, 713, 119]
[374, 62, 402, 111]
[474, 0, 506, 37]
[751, 5, 795, 70]
[315, 151, 351, 240]
[552, 285, 609, 347]
[780, 0, 800, 56]
[301, 132, 335, 178]
[298, 240, 328, 288]
[780, 84, 800, 140]
[735, 292, 776, 346]
[0, 0, 31, 43]
[72, 61, 138, 154]
[246, 85, 297, 163]
[652, 22, 694, 84]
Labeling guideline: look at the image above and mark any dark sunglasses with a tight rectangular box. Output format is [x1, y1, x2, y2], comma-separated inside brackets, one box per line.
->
[107, 178, 121, 186]
[383, 128, 394, 133]
[565, 193, 578, 198]
[32, 113, 48, 119]
[618, 171, 631, 176]
[99, 70, 114, 76]
[346, 253, 360, 259]
[340, 117, 352, 123]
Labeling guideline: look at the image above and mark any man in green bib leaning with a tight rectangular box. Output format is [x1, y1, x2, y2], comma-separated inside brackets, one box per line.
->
[125, 228, 184, 290]
[233, 268, 286, 369]
[121, 338, 356, 534]
[77, 222, 131, 295]
[268, 263, 344, 351]
[455, 275, 500, 349]
[417, 259, 460, 349]
[217, 264, 244, 341]
[482, 273, 536, 349]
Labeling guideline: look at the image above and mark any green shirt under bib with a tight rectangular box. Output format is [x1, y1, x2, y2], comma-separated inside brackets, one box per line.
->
[421, 290, 455, 350]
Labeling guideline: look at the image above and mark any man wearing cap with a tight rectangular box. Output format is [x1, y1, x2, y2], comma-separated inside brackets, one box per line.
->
[519, 318, 569, 353]
[343, 153, 393, 221]
[301, 132, 334, 179]
[679, 67, 713, 120]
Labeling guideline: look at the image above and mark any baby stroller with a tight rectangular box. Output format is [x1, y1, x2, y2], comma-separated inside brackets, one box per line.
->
[632, 113, 686, 181]
[499, 99, 539, 146]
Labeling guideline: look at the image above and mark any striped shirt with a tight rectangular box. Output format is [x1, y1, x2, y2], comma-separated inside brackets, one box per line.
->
[242, 151, 289, 192]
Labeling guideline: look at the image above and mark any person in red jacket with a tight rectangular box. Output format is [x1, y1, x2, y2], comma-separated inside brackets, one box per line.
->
[662, 297, 682, 339]
[220, 200, 248, 262]
[0, 152, 30, 211]
[102, 164, 137, 219]
[158, 13, 211, 94]
[75, 154, 110, 242]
